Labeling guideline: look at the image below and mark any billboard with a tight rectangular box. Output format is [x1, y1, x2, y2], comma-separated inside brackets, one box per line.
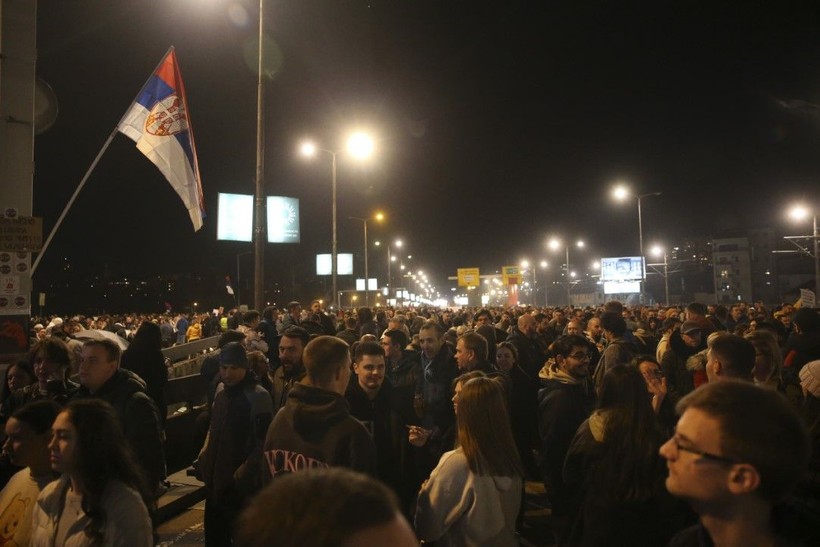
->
[217, 193, 253, 242]
[356, 278, 379, 291]
[267, 196, 300, 243]
[600, 256, 645, 282]
[457, 267, 480, 287]
[603, 281, 641, 294]
[217, 193, 300, 243]
[316, 254, 353, 276]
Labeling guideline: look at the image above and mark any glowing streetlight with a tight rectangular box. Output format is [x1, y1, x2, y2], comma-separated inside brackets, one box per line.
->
[611, 183, 661, 257]
[650, 245, 669, 304]
[300, 132, 375, 309]
[349, 211, 384, 307]
[787, 204, 819, 296]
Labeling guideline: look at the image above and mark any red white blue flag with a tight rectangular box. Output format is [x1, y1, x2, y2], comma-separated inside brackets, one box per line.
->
[118, 47, 205, 231]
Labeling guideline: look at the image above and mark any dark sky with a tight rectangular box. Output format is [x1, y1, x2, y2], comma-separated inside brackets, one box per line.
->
[33, 0, 820, 298]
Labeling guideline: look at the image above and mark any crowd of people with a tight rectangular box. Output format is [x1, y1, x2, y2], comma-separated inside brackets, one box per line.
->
[0, 298, 818, 546]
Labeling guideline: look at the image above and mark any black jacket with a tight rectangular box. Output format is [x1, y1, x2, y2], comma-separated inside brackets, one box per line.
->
[73, 368, 165, 491]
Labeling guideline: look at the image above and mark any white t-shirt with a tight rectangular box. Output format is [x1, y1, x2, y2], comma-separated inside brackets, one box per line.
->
[0, 468, 55, 546]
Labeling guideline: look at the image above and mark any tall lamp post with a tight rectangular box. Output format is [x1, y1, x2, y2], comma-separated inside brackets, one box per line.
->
[520, 259, 548, 307]
[253, 0, 267, 312]
[300, 133, 374, 310]
[549, 238, 584, 306]
[612, 184, 662, 257]
[349, 212, 384, 307]
[789, 205, 820, 298]
[650, 245, 670, 305]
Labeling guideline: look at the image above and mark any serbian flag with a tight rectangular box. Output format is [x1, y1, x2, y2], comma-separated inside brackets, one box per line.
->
[118, 47, 205, 231]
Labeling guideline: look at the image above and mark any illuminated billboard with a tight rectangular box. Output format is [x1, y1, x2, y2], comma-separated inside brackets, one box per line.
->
[603, 281, 641, 294]
[217, 193, 300, 243]
[316, 254, 353, 276]
[217, 193, 253, 242]
[600, 256, 645, 282]
[267, 196, 300, 243]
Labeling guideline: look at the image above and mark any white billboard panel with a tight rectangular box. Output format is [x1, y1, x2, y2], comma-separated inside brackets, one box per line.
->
[267, 196, 300, 243]
[316, 253, 354, 276]
[603, 281, 641, 294]
[217, 193, 253, 242]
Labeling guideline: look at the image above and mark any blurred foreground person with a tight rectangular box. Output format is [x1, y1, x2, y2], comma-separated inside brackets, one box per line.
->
[236, 467, 417, 547]
[30, 399, 153, 546]
[415, 376, 523, 546]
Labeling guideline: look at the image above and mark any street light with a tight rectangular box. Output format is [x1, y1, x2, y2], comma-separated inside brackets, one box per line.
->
[789, 204, 820, 297]
[612, 184, 662, 257]
[253, 0, 267, 312]
[549, 238, 585, 305]
[349, 211, 384, 307]
[650, 245, 670, 305]
[520, 259, 549, 307]
[376, 239, 403, 293]
[300, 132, 375, 310]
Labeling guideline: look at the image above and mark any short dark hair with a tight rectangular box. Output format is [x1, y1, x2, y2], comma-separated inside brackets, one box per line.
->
[474, 309, 491, 320]
[686, 302, 707, 317]
[458, 331, 488, 361]
[709, 334, 755, 380]
[217, 329, 246, 349]
[677, 381, 810, 502]
[354, 341, 385, 363]
[12, 399, 61, 434]
[382, 329, 408, 350]
[29, 338, 72, 370]
[600, 311, 627, 337]
[236, 468, 403, 547]
[282, 326, 310, 347]
[604, 300, 624, 314]
[419, 321, 443, 338]
[552, 334, 591, 358]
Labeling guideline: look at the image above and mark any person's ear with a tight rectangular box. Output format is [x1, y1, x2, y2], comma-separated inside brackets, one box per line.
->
[727, 463, 761, 495]
[713, 360, 723, 376]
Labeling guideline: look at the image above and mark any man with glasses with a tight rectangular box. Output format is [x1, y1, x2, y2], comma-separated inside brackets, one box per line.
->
[537, 334, 596, 543]
[662, 381, 814, 546]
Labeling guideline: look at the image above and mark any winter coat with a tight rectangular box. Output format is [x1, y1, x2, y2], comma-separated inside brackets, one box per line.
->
[29, 476, 152, 547]
[199, 373, 272, 504]
[537, 361, 595, 516]
[72, 369, 165, 490]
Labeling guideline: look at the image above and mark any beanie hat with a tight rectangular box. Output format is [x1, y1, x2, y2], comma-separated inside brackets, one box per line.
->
[799, 360, 820, 399]
[219, 341, 249, 369]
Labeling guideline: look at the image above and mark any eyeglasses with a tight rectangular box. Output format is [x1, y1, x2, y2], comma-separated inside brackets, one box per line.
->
[567, 352, 592, 361]
[671, 437, 737, 465]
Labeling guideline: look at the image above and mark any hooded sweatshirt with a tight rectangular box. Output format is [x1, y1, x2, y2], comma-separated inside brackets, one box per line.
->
[262, 382, 376, 480]
[415, 449, 522, 547]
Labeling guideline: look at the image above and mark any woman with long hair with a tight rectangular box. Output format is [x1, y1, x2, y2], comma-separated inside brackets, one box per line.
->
[121, 321, 169, 425]
[415, 376, 524, 546]
[563, 364, 682, 546]
[29, 399, 153, 546]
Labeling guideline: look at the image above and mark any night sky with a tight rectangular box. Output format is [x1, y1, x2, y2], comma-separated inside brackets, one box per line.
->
[32, 0, 820, 300]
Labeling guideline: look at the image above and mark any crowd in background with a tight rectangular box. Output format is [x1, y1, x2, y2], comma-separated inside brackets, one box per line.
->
[0, 298, 819, 545]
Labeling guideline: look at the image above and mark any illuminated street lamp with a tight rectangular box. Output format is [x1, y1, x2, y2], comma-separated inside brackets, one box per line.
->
[789, 204, 820, 297]
[549, 238, 585, 305]
[375, 238, 403, 292]
[520, 259, 549, 307]
[650, 245, 670, 305]
[349, 211, 383, 307]
[300, 132, 375, 309]
[612, 184, 662, 257]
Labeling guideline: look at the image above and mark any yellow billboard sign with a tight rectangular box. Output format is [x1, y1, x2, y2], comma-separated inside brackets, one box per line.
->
[457, 267, 480, 287]
[503, 265, 523, 286]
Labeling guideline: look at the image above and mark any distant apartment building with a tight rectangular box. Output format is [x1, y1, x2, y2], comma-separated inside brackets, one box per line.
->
[712, 237, 753, 304]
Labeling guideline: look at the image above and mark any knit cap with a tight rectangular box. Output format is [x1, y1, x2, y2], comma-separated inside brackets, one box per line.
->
[799, 360, 820, 399]
[219, 341, 249, 369]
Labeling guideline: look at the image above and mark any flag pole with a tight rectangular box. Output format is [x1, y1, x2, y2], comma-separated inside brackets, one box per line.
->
[31, 47, 177, 277]
[31, 127, 119, 276]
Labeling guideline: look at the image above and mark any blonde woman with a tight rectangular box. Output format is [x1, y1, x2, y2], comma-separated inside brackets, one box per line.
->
[415, 376, 523, 546]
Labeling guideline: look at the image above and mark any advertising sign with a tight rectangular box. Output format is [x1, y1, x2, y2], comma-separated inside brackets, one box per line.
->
[600, 256, 645, 282]
[457, 267, 480, 287]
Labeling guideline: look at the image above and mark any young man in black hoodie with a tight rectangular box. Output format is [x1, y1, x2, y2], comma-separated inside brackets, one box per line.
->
[263, 336, 376, 479]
